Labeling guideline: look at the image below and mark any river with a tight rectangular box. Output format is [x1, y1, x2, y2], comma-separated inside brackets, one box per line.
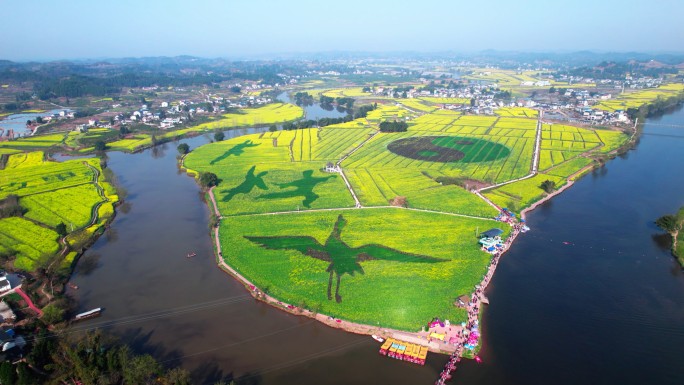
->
[0, 108, 71, 137]
[68, 107, 684, 384]
[276, 91, 349, 120]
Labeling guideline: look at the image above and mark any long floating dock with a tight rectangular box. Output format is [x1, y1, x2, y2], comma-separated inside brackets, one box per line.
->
[378, 338, 428, 365]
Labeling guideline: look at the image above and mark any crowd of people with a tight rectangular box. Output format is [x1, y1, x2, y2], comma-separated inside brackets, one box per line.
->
[435, 209, 529, 384]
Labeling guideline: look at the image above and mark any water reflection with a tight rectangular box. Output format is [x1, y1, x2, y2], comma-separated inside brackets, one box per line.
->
[76, 253, 101, 275]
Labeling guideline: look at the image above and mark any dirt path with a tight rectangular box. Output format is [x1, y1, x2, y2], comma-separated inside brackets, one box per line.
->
[477, 111, 543, 193]
[335, 131, 379, 208]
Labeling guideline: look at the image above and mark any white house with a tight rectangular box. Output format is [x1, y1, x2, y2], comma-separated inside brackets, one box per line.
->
[160, 102, 169, 108]
[0, 277, 10, 292]
[0, 302, 15, 323]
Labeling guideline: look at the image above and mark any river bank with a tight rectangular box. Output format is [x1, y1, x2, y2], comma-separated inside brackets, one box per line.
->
[62, 104, 684, 384]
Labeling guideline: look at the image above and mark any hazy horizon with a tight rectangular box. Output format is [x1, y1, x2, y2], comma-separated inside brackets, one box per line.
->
[2, 0, 683, 61]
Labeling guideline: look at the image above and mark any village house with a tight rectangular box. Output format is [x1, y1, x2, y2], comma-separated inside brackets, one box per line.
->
[0, 302, 15, 323]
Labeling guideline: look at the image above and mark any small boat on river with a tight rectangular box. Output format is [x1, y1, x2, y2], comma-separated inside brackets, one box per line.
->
[73, 308, 102, 321]
[372, 334, 385, 343]
[186, 252, 197, 258]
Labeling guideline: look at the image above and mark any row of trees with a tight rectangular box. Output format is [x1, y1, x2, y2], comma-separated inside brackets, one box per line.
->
[293, 92, 314, 106]
[379, 121, 408, 132]
[281, 103, 377, 131]
[17, 330, 196, 385]
[627, 92, 684, 120]
[320, 95, 354, 110]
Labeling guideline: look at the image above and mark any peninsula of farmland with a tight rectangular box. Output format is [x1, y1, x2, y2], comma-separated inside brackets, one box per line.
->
[183, 102, 629, 339]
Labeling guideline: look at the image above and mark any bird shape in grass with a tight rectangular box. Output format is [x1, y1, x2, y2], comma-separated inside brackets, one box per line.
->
[257, 170, 334, 208]
[221, 165, 268, 202]
[244, 214, 445, 302]
[210, 140, 259, 165]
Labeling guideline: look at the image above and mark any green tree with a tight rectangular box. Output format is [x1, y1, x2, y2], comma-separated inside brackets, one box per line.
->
[214, 131, 225, 142]
[161, 367, 192, 385]
[539, 180, 556, 193]
[0, 361, 16, 385]
[15, 363, 37, 385]
[177, 143, 190, 155]
[122, 355, 161, 384]
[94, 140, 107, 152]
[41, 303, 65, 325]
[199, 172, 219, 188]
[55, 222, 67, 237]
[656, 215, 682, 234]
[269, 125, 277, 132]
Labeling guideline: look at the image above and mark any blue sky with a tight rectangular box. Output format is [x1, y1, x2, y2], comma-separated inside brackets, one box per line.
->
[1, 0, 682, 61]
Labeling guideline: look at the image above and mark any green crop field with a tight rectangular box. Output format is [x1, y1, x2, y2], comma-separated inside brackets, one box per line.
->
[494, 107, 538, 118]
[4, 151, 45, 168]
[418, 97, 470, 105]
[0, 217, 60, 271]
[22, 184, 105, 228]
[486, 122, 630, 213]
[345, 168, 498, 217]
[0, 152, 117, 271]
[398, 99, 438, 113]
[483, 173, 566, 211]
[593, 84, 684, 112]
[190, 103, 304, 130]
[366, 104, 413, 123]
[187, 105, 630, 331]
[322, 88, 370, 98]
[0, 132, 67, 151]
[538, 123, 602, 170]
[343, 129, 534, 184]
[220, 208, 503, 330]
[184, 131, 357, 215]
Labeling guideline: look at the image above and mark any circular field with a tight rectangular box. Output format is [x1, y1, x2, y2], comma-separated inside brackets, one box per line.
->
[387, 136, 510, 163]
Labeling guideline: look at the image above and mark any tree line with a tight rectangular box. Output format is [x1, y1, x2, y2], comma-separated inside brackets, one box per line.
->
[379, 121, 408, 132]
[627, 91, 684, 120]
[281, 103, 377, 131]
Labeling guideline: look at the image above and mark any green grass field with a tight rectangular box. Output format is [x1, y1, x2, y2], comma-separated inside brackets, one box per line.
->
[0, 152, 117, 271]
[102, 103, 305, 153]
[0, 217, 60, 271]
[220, 208, 502, 330]
[593, 84, 684, 112]
[190, 103, 304, 130]
[0, 132, 67, 151]
[184, 131, 357, 215]
[494, 107, 538, 118]
[188, 106, 631, 331]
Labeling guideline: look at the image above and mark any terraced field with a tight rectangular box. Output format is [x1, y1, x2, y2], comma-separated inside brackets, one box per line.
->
[0, 132, 67, 151]
[0, 152, 118, 271]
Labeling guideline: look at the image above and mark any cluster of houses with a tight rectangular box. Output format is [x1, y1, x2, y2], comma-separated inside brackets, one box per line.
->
[81, 90, 276, 131]
[368, 82, 497, 101]
[555, 74, 663, 89]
